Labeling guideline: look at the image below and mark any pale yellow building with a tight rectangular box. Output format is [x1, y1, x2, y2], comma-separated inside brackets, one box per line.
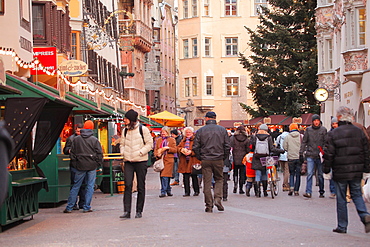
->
[177, 0, 263, 127]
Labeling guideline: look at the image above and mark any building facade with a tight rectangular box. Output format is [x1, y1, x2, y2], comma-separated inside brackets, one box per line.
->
[177, 0, 261, 127]
[316, 0, 370, 128]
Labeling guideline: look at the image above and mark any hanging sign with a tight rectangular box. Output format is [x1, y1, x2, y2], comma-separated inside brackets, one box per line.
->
[59, 60, 88, 77]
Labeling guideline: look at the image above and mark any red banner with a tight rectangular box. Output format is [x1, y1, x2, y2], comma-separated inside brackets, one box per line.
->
[31, 47, 57, 75]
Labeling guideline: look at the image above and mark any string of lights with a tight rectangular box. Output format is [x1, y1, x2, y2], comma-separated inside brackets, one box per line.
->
[0, 47, 146, 113]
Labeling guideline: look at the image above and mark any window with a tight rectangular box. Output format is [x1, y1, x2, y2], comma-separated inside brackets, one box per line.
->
[254, 0, 267, 15]
[323, 39, 333, 71]
[32, 5, 46, 40]
[183, 39, 189, 58]
[358, 8, 366, 46]
[192, 77, 197, 96]
[204, 0, 210, 16]
[185, 78, 190, 97]
[206, 76, 213, 95]
[225, 37, 238, 56]
[205, 38, 211, 57]
[225, 0, 237, 16]
[192, 0, 197, 17]
[192, 38, 198, 57]
[0, 0, 4, 14]
[183, 0, 189, 18]
[71, 31, 81, 59]
[226, 77, 239, 96]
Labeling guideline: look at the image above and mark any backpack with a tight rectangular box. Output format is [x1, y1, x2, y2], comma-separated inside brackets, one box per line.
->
[124, 124, 145, 144]
[255, 138, 269, 155]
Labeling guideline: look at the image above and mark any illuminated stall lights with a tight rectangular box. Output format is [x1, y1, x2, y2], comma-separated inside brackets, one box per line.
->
[0, 46, 147, 113]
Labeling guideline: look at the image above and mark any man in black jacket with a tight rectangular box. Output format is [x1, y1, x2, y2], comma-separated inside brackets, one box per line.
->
[64, 120, 103, 213]
[193, 111, 231, 213]
[324, 106, 370, 234]
[63, 123, 85, 210]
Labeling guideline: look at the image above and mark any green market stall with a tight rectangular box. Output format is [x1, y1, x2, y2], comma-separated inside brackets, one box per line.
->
[0, 73, 74, 230]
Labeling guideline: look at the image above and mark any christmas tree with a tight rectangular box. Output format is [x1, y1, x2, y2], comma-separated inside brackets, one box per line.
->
[239, 0, 320, 117]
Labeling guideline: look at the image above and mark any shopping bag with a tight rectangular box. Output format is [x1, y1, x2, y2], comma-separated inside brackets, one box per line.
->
[363, 179, 370, 203]
[153, 157, 164, 172]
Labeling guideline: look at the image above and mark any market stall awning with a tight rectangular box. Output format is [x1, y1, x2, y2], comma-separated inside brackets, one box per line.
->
[0, 83, 22, 95]
[262, 115, 290, 125]
[139, 115, 163, 127]
[5, 73, 76, 108]
[66, 92, 109, 115]
[248, 116, 264, 125]
[148, 110, 184, 127]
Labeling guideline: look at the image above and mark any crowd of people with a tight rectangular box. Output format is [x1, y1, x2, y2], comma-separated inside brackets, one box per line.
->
[63, 107, 370, 234]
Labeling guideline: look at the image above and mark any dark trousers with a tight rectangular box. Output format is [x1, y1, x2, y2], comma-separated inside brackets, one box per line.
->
[223, 172, 228, 199]
[123, 161, 148, 213]
[202, 159, 223, 209]
[233, 165, 246, 186]
[183, 173, 200, 195]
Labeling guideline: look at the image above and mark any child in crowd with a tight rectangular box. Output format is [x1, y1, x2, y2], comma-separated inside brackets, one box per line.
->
[243, 151, 257, 197]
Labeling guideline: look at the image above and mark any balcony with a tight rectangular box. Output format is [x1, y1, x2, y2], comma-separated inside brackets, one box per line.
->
[119, 19, 152, 53]
[342, 48, 368, 84]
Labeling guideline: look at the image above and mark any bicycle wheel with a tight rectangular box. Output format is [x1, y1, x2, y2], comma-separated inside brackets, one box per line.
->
[273, 180, 279, 196]
[269, 181, 275, 199]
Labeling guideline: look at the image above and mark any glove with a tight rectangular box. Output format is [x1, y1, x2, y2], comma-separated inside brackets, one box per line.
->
[363, 173, 370, 180]
[323, 173, 331, 180]
[299, 155, 304, 164]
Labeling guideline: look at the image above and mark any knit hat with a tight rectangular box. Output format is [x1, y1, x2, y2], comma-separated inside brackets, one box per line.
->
[83, 120, 94, 130]
[312, 114, 320, 122]
[259, 124, 268, 131]
[331, 117, 338, 124]
[289, 123, 299, 131]
[125, 109, 138, 122]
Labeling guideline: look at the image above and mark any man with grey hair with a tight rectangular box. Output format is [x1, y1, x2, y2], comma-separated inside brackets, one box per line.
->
[324, 106, 370, 233]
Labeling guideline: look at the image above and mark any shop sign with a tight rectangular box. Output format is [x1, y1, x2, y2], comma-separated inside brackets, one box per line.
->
[292, 117, 302, 124]
[194, 119, 204, 126]
[0, 57, 5, 85]
[244, 119, 249, 125]
[233, 122, 242, 128]
[264, 117, 271, 124]
[31, 47, 57, 75]
[59, 60, 88, 77]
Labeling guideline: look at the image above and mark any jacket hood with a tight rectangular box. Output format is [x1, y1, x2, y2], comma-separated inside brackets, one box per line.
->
[256, 133, 269, 141]
[80, 129, 94, 138]
[234, 132, 248, 142]
[289, 131, 300, 138]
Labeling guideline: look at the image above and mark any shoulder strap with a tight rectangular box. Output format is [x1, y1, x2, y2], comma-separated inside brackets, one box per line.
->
[124, 125, 145, 144]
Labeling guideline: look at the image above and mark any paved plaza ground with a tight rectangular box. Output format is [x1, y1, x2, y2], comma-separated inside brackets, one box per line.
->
[1, 169, 370, 246]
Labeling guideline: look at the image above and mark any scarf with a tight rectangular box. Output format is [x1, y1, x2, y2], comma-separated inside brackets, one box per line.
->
[185, 137, 191, 160]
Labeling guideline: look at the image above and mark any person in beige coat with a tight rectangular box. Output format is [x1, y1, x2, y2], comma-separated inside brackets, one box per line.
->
[119, 109, 153, 219]
[154, 126, 177, 197]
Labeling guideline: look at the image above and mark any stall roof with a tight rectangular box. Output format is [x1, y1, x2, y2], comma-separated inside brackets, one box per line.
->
[0, 83, 22, 95]
[248, 116, 264, 125]
[248, 114, 314, 126]
[5, 73, 76, 108]
[218, 120, 245, 128]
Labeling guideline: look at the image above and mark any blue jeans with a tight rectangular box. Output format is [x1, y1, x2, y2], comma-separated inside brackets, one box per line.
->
[305, 157, 324, 194]
[288, 159, 301, 192]
[334, 179, 369, 231]
[255, 169, 267, 182]
[160, 177, 171, 194]
[66, 167, 96, 211]
[330, 179, 336, 194]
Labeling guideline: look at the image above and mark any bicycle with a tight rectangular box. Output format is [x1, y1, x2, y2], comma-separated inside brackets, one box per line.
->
[260, 156, 279, 199]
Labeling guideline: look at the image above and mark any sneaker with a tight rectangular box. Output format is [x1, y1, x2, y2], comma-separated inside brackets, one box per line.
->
[303, 193, 311, 198]
[170, 181, 179, 186]
[329, 193, 336, 199]
[72, 205, 79, 210]
[205, 207, 213, 213]
[82, 209, 93, 213]
[319, 193, 325, 198]
[63, 209, 72, 213]
[294, 191, 299, 196]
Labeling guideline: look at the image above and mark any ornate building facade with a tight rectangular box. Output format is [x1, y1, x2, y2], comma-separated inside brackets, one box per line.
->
[316, 0, 370, 128]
